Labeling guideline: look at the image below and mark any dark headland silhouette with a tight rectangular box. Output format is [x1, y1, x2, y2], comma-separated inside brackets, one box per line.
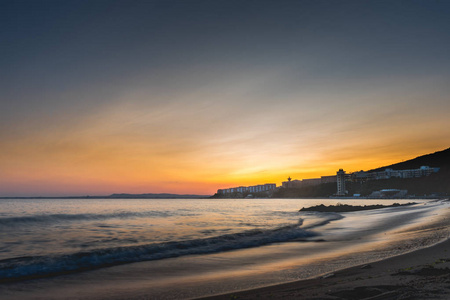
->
[369, 147, 450, 172]
[108, 193, 210, 199]
[278, 147, 450, 198]
[214, 147, 450, 199]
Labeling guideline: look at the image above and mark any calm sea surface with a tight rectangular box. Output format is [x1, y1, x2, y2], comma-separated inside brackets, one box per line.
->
[1, 198, 449, 299]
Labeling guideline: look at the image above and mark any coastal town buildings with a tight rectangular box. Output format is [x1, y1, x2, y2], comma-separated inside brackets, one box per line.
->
[281, 179, 302, 188]
[281, 175, 335, 188]
[216, 166, 439, 196]
[217, 183, 276, 195]
[351, 166, 440, 182]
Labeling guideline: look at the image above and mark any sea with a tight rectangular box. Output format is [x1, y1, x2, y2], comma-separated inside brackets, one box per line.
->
[1, 198, 449, 299]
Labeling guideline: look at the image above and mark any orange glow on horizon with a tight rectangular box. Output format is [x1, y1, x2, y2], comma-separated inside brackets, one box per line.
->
[1, 82, 449, 197]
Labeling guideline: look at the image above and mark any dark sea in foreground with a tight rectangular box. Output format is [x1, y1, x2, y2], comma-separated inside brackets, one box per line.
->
[1, 198, 449, 299]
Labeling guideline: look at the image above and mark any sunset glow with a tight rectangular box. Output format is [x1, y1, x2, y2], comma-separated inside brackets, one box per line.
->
[1, 1, 449, 196]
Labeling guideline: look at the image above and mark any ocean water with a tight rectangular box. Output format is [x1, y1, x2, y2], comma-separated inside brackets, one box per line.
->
[0, 198, 449, 299]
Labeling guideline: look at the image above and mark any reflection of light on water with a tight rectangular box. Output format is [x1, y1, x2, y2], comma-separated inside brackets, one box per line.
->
[0, 198, 433, 260]
[1, 199, 449, 299]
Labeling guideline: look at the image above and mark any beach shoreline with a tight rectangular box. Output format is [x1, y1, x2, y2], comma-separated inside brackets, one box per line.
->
[1, 199, 448, 300]
[200, 236, 450, 299]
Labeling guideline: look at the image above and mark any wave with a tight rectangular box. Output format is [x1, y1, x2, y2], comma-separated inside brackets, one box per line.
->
[0, 210, 198, 227]
[0, 222, 318, 281]
[300, 212, 345, 229]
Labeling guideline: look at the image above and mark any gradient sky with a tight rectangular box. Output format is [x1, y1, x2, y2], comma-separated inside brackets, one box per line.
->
[1, 0, 450, 196]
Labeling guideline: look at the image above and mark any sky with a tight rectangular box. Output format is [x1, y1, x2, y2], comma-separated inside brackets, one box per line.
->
[1, 0, 450, 196]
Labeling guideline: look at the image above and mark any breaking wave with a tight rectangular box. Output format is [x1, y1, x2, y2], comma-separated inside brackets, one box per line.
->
[0, 221, 320, 281]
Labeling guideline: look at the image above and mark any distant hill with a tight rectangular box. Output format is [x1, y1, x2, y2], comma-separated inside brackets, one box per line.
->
[272, 147, 450, 198]
[349, 147, 450, 197]
[1, 193, 211, 199]
[369, 147, 450, 172]
[109, 193, 210, 199]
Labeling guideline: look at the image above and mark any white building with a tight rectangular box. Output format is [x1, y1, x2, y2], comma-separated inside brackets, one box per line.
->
[352, 166, 439, 181]
[218, 183, 276, 195]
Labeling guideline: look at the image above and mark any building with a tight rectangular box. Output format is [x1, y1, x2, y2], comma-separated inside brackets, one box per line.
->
[351, 170, 368, 182]
[217, 183, 276, 195]
[302, 178, 321, 186]
[282, 179, 303, 188]
[369, 189, 408, 198]
[336, 169, 346, 196]
[282, 177, 322, 188]
[351, 166, 439, 181]
[321, 175, 337, 184]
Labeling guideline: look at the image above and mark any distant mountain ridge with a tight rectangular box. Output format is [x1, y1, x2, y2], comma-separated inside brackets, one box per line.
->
[368, 147, 450, 172]
[1, 193, 211, 199]
[109, 193, 210, 199]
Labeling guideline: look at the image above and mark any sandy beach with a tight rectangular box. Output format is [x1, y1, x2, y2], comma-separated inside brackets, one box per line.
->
[201, 237, 450, 299]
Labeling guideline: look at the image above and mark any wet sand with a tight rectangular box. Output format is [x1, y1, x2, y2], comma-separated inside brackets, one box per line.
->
[200, 238, 450, 299]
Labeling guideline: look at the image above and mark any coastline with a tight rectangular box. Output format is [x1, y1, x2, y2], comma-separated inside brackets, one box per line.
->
[200, 237, 450, 299]
[1, 199, 448, 300]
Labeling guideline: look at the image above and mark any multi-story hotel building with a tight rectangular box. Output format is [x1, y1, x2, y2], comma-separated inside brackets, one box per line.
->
[351, 166, 440, 182]
[217, 183, 277, 195]
[336, 169, 346, 196]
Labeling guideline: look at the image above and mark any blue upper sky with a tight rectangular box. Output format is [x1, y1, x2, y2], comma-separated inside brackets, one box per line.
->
[1, 0, 450, 196]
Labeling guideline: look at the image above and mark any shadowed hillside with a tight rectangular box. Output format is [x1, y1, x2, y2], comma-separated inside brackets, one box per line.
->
[281, 147, 450, 198]
[369, 148, 450, 172]
[213, 147, 450, 198]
